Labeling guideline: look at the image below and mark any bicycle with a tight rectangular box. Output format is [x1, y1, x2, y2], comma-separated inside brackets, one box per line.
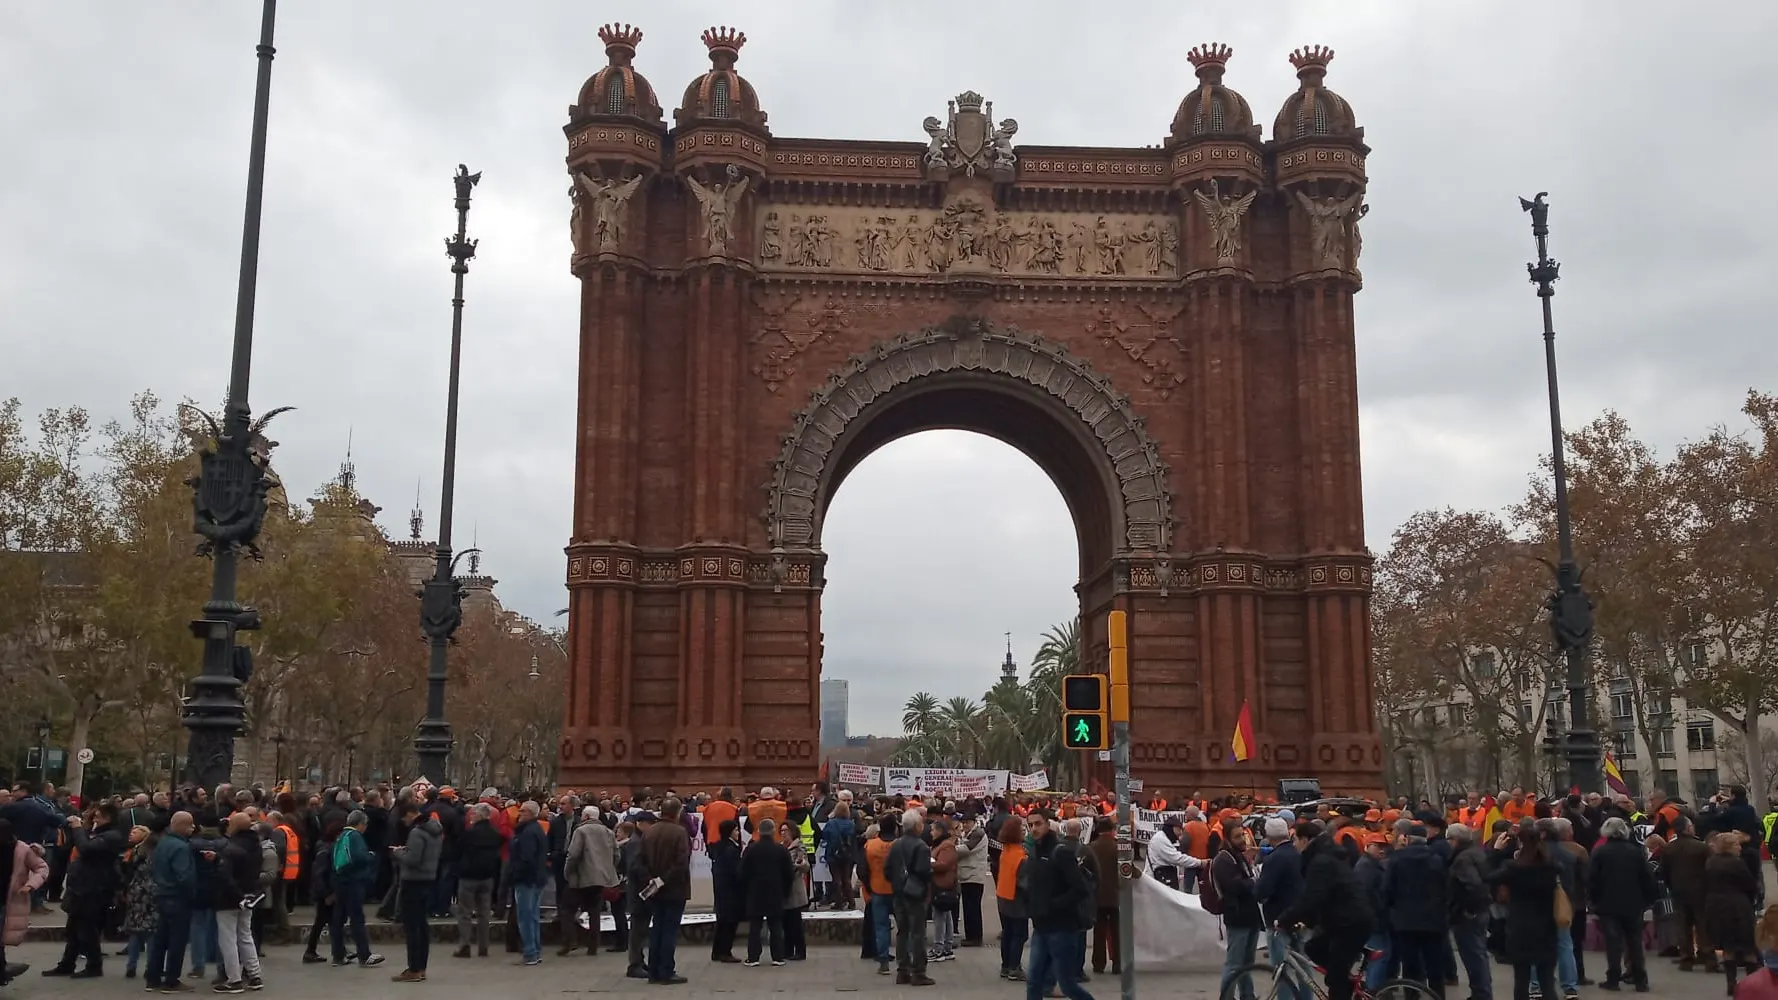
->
[1219, 939, 1441, 1000]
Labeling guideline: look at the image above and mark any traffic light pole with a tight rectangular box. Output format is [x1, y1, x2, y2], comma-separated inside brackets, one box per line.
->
[1107, 611, 1135, 1000]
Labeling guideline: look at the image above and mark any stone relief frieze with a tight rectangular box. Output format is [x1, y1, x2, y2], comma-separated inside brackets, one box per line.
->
[755, 195, 1178, 279]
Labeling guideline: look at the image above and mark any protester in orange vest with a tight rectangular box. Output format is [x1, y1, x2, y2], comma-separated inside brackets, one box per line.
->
[703, 786, 740, 847]
[270, 812, 301, 930]
[1500, 787, 1531, 824]
[744, 786, 788, 841]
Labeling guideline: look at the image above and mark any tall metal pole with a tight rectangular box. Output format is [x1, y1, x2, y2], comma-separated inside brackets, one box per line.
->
[1520, 192, 1599, 794]
[182, 0, 283, 792]
[412, 164, 480, 783]
[1107, 611, 1135, 1000]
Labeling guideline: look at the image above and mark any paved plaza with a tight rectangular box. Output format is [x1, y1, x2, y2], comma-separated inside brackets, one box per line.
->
[0, 936, 1715, 999]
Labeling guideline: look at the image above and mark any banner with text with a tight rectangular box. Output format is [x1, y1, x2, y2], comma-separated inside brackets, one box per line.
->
[835, 762, 881, 786]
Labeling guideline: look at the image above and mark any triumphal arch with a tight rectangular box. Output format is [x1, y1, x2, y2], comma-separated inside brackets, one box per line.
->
[558, 25, 1381, 795]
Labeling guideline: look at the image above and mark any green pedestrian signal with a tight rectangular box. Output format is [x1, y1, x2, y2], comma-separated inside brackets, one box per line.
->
[1063, 711, 1106, 750]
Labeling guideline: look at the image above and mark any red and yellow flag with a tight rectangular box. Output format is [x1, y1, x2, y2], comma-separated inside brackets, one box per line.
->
[1602, 750, 1631, 797]
[1230, 702, 1256, 763]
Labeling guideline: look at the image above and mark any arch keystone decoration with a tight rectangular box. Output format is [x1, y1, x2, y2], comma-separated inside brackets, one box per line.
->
[762, 319, 1173, 552]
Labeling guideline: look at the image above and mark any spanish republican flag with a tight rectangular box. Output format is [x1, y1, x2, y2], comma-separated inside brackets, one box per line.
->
[1602, 750, 1632, 797]
[1230, 702, 1256, 763]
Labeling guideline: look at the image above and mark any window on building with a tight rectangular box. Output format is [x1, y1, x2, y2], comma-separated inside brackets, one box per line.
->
[1652, 727, 1675, 757]
[710, 77, 732, 118]
[1546, 697, 1567, 731]
[605, 74, 626, 115]
[1691, 768, 1719, 801]
[1613, 730, 1637, 759]
[1688, 719, 1716, 752]
[1470, 651, 1496, 679]
[1448, 703, 1468, 728]
[1658, 769, 1680, 798]
[1623, 770, 1642, 797]
[1422, 707, 1440, 729]
[1610, 692, 1635, 720]
[1687, 641, 1709, 667]
[1649, 689, 1674, 725]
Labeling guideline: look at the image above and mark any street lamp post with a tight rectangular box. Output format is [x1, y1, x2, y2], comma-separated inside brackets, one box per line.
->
[412, 164, 481, 784]
[270, 732, 286, 786]
[34, 717, 50, 784]
[1520, 192, 1600, 795]
[181, 0, 287, 793]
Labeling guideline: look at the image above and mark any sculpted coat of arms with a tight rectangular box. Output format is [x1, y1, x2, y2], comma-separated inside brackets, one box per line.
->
[922, 91, 1018, 181]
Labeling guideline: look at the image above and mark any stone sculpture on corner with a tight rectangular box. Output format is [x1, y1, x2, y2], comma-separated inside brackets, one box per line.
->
[1294, 189, 1365, 269]
[1192, 179, 1257, 266]
[685, 164, 751, 257]
[573, 171, 643, 256]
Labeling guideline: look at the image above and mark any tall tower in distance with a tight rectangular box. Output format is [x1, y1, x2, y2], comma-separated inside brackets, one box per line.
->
[819, 679, 849, 749]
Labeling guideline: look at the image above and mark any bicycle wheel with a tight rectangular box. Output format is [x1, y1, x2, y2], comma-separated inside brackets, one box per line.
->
[1367, 979, 1441, 1000]
[1218, 961, 1296, 1000]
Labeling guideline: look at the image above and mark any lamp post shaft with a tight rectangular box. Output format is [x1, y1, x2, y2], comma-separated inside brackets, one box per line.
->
[413, 165, 480, 784]
[181, 0, 280, 792]
[1521, 192, 1599, 795]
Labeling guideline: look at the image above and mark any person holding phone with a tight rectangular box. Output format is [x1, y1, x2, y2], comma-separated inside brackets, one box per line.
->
[211, 811, 264, 993]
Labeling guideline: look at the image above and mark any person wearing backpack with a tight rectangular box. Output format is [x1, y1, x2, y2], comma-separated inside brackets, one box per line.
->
[1212, 819, 1263, 1000]
[327, 810, 383, 968]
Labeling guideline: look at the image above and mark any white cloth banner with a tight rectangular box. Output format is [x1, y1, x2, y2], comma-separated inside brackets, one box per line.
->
[1132, 807, 1188, 844]
[1131, 875, 1226, 971]
[879, 767, 1011, 796]
[1009, 769, 1051, 792]
[836, 762, 881, 786]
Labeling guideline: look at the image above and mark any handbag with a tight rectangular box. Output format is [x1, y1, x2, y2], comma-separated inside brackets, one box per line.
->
[1553, 886, 1573, 929]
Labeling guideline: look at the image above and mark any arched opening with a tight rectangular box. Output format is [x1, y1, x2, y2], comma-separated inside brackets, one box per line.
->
[821, 430, 1078, 772]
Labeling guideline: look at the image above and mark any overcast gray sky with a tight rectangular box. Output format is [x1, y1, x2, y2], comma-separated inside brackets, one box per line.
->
[6, 2, 1775, 737]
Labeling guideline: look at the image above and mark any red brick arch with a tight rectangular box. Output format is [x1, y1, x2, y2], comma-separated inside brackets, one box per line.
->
[762, 318, 1173, 577]
[559, 56, 1382, 797]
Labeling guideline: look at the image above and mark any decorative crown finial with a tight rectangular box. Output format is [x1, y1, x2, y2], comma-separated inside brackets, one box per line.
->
[701, 25, 746, 55]
[598, 23, 643, 59]
[953, 90, 984, 112]
[1186, 43, 1233, 80]
[1289, 45, 1334, 80]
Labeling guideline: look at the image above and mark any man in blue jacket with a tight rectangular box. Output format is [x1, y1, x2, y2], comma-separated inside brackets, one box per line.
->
[145, 811, 198, 990]
[1254, 818, 1308, 1000]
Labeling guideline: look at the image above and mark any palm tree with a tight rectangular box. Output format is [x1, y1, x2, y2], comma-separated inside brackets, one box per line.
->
[902, 691, 941, 738]
[981, 682, 1036, 771]
[1025, 617, 1082, 788]
[939, 696, 985, 767]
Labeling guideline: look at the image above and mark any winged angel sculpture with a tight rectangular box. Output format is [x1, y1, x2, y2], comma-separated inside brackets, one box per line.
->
[685, 165, 751, 257]
[1192, 180, 1256, 265]
[573, 172, 643, 255]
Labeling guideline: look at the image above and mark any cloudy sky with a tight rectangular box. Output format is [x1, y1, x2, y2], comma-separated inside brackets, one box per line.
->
[6, 2, 1774, 737]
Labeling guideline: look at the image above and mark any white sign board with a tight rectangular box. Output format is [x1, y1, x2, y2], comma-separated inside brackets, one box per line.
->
[75, 748, 95, 765]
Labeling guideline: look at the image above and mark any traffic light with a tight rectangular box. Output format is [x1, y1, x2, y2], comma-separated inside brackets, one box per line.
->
[1062, 673, 1110, 750]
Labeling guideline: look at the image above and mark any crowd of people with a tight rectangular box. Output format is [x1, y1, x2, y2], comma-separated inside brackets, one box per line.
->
[8, 776, 1778, 1000]
[1148, 784, 1778, 1000]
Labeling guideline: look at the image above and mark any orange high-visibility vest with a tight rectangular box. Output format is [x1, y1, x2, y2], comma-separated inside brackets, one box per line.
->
[276, 824, 301, 880]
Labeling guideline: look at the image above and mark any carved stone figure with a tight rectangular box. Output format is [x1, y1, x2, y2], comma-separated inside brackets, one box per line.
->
[989, 118, 1019, 171]
[574, 172, 643, 254]
[921, 116, 948, 167]
[894, 214, 927, 271]
[1294, 189, 1364, 269]
[1067, 221, 1093, 274]
[1130, 219, 1163, 275]
[568, 184, 585, 258]
[1352, 203, 1368, 265]
[1160, 225, 1179, 273]
[985, 214, 1018, 272]
[760, 212, 783, 261]
[1094, 216, 1125, 275]
[856, 216, 891, 270]
[685, 164, 751, 256]
[808, 215, 836, 267]
[1192, 179, 1257, 266]
[922, 92, 1018, 179]
[1027, 217, 1062, 274]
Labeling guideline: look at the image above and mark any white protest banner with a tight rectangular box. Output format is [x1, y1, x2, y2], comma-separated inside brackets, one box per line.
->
[884, 767, 919, 796]
[919, 769, 968, 795]
[836, 762, 881, 786]
[1010, 769, 1051, 792]
[952, 773, 996, 799]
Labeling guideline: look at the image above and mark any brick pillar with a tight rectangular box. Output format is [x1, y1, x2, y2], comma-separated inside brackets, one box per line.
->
[674, 265, 751, 782]
[561, 262, 646, 786]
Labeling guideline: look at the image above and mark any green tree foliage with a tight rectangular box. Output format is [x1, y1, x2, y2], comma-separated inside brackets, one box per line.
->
[0, 392, 561, 795]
